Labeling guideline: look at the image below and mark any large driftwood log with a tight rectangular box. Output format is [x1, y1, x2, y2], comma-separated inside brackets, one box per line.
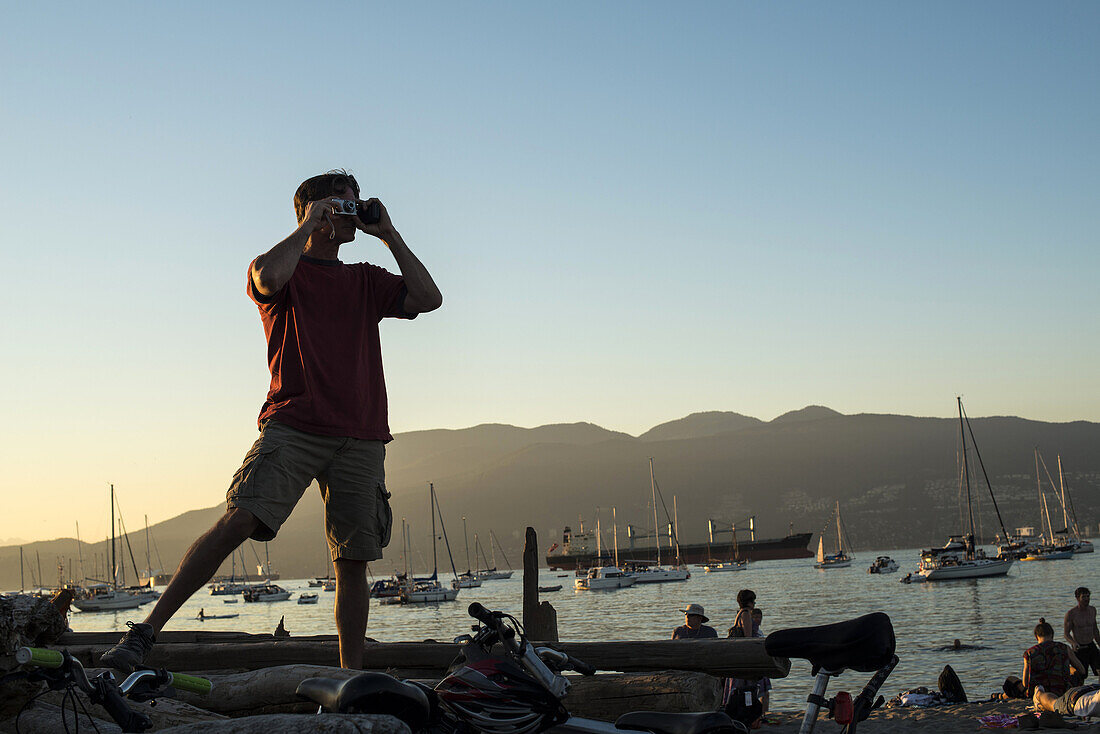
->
[60, 639, 788, 678]
[0, 701, 121, 734]
[172, 664, 365, 716]
[1, 592, 71, 655]
[38, 685, 228, 729]
[566, 671, 721, 719]
[160, 713, 411, 733]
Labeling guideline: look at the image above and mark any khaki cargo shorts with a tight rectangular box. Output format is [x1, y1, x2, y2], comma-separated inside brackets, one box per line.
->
[226, 420, 393, 562]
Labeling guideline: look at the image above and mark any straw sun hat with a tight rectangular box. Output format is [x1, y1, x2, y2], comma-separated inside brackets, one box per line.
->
[680, 603, 709, 622]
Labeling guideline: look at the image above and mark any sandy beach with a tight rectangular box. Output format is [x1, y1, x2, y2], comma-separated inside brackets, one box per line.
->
[760, 700, 1098, 732]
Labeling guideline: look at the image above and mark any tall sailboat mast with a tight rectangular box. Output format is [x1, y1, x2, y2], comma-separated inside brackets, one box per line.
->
[110, 484, 117, 589]
[613, 507, 619, 567]
[957, 399, 975, 558]
[462, 517, 471, 574]
[649, 458, 661, 566]
[429, 484, 438, 578]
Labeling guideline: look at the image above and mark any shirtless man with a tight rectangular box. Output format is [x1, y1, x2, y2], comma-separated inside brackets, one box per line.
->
[1065, 587, 1100, 681]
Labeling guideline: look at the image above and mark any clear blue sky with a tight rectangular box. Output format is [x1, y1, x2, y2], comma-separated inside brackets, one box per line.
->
[2, 2, 1097, 544]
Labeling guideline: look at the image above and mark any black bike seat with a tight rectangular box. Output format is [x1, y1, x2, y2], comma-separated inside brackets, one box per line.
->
[615, 711, 745, 734]
[296, 672, 431, 727]
[764, 612, 895, 673]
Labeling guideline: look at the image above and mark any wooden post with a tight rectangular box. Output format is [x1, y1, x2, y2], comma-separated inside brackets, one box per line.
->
[523, 527, 558, 641]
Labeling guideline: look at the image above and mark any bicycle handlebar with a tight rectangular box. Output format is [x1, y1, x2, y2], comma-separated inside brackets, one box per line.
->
[170, 672, 214, 695]
[15, 647, 63, 668]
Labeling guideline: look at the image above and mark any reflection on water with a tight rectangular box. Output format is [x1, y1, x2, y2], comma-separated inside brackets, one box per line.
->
[68, 547, 1095, 710]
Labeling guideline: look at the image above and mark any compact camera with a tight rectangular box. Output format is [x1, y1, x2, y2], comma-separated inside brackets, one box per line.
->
[331, 198, 381, 225]
[332, 198, 358, 215]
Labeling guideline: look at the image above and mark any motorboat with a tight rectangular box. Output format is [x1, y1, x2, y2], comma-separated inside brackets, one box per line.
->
[370, 577, 403, 599]
[538, 585, 562, 593]
[298, 593, 319, 604]
[322, 579, 336, 592]
[574, 566, 637, 590]
[703, 560, 747, 572]
[867, 556, 899, 574]
[242, 584, 291, 603]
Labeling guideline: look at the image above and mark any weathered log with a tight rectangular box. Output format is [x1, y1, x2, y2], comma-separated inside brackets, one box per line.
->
[0, 592, 71, 654]
[39, 686, 228, 729]
[160, 713, 411, 733]
[171, 664, 366, 716]
[565, 671, 721, 719]
[523, 527, 558, 641]
[59, 638, 788, 678]
[0, 701, 121, 734]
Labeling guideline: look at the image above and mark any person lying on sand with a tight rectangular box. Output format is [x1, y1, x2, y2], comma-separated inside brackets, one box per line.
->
[1033, 682, 1100, 718]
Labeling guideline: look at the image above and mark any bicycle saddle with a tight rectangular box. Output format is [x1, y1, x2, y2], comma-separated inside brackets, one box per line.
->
[615, 711, 747, 734]
[764, 612, 895, 673]
[296, 672, 432, 727]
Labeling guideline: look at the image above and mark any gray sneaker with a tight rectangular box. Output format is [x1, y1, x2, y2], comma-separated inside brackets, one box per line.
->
[99, 621, 157, 672]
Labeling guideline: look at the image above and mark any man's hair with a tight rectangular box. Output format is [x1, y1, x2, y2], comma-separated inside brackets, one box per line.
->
[1078, 587, 1091, 599]
[294, 169, 360, 223]
[736, 589, 756, 608]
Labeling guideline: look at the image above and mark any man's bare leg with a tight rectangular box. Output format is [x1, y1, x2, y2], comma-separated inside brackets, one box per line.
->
[1034, 687, 1058, 712]
[334, 558, 370, 668]
[144, 508, 261, 633]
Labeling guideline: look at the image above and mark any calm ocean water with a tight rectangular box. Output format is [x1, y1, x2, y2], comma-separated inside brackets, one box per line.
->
[67, 547, 1095, 710]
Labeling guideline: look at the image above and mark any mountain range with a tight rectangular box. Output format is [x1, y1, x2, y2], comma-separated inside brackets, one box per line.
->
[3, 406, 1097, 590]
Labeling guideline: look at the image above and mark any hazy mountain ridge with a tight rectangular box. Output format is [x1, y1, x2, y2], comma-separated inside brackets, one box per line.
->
[3, 408, 1098, 589]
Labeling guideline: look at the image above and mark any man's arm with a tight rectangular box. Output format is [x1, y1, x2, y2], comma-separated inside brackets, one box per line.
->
[252, 199, 333, 297]
[1066, 609, 1078, 647]
[1091, 607, 1100, 646]
[356, 200, 442, 313]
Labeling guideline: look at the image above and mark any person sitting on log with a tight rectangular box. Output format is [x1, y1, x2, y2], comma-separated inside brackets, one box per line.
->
[672, 603, 717, 639]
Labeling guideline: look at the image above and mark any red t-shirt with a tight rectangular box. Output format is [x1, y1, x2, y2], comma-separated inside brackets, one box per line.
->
[248, 255, 415, 441]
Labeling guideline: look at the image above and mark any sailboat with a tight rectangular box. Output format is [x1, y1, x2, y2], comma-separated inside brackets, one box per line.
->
[454, 517, 482, 588]
[627, 459, 690, 583]
[72, 485, 145, 612]
[703, 519, 747, 572]
[1021, 449, 1075, 561]
[1058, 456, 1094, 554]
[402, 483, 460, 603]
[917, 398, 1014, 581]
[814, 501, 853, 569]
[474, 531, 514, 580]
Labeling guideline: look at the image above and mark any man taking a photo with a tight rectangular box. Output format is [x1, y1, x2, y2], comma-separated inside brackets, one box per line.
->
[102, 169, 442, 671]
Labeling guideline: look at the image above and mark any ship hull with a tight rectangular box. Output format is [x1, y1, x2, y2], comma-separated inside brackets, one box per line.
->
[547, 532, 813, 569]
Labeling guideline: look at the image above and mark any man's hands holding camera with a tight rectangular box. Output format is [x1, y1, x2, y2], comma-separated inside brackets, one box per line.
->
[300, 197, 395, 242]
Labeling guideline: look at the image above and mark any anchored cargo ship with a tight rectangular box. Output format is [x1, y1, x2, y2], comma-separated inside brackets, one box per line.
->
[546, 519, 813, 569]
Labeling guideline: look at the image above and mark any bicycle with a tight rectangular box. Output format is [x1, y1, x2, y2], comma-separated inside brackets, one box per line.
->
[4, 646, 213, 733]
[764, 612, 899, 734]
[297, 602, 750, 734]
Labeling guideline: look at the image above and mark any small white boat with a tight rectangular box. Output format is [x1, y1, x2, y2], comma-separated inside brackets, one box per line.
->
[868, 556, 899, 574]
[703, 561, 747, 573]
[1021, 546, 1075, 561]
[297, 593, 319, 604]
[624, 563, 690, 583]
[1075, 540, 1095, 554]
[403, 580, 460, 603]
[452, 572, 482, 589]
[243, 584, 291, 602]
[197, 613, 239, 620]
[574, 566, 637, 590]
[223, 598, 238, 604]
[72, 588, 144, 612]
